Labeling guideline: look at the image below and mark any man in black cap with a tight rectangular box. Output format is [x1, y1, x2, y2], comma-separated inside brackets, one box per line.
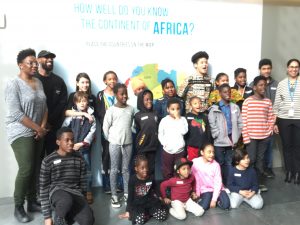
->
[178, 51, 212, 113]
[35, 50, 68, 155]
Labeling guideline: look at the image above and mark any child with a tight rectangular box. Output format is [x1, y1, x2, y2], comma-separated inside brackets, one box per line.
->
[119, 155, 167, 224]
[242, 75, 275, 192]
[208, 72, 243, 106]
[62, 91, 96, 204]
[134, 89, 159, 175]
[154, 78, 185, 121]
[95, 71, 118, 193]
[65, 73, 97, 121]
[102, 83, 135, 208]
[160, 158, 204, 220]
[232, 68, 253, 105]
[227, 148, 264, 209]
[40, 127, 94, 225]
[158, 98, 188, 179]
[185, 96, 211, 161]
[208, 83, 243, 184]
[192, 143, 230, 211]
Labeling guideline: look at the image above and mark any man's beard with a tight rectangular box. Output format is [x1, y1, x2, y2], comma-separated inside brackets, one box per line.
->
[41, 63, 53, 72]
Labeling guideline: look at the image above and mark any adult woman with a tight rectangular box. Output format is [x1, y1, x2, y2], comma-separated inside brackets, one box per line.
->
[5, 49, 48, 222]
[273, 59, 300, 184]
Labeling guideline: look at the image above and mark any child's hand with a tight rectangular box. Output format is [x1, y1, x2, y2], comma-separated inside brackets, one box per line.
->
[210, 200, 217, 208]
[245, 191, 255, 199]
[84, 112, 94, 123]
[163, 197, 171, 205]
[191, 192, 198, 201]
[239, 190, 250, 198]
[118, 212, 130, 219]
[44, 218, 53, 225]
[73, 143, 83, 151]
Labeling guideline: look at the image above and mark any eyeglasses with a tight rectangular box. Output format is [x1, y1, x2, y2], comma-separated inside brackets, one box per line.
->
[23, 61, 39, 67]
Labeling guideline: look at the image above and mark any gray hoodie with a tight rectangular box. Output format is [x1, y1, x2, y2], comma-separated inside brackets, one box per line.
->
[208, 103, 243, 147]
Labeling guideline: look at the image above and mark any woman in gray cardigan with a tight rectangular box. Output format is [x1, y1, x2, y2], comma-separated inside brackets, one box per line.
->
[5, 48, 48, 223]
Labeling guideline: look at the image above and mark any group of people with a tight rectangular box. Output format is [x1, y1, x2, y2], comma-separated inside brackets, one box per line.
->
[5, 48, 300, 225]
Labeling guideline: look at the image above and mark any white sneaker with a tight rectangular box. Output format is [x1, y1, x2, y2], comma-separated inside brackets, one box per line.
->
[111, 196, 121, 208]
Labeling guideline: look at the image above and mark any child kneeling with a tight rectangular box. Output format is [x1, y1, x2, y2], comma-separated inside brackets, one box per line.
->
[160, 158, 204, 220]
[227, 148, 263, 209]
[119, 155, 167, 224]
[40, 127, 94, 225]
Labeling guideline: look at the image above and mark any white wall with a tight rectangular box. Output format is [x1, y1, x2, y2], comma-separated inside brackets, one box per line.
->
[0, 0, 263, 198]
[261, 2, 300, 167]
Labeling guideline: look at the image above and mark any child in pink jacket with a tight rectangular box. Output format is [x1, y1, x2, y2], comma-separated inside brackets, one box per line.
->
[192, 143, 230, 211]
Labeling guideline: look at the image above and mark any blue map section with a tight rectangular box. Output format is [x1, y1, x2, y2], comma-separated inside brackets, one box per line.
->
[157, 69, 177, 88]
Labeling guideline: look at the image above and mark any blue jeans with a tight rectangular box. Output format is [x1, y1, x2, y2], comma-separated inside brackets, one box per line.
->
[214, 146, 233, 185]
[81, 150, 92, 192]
[264, 135, 274, 169]
[198, 190, 230, 210]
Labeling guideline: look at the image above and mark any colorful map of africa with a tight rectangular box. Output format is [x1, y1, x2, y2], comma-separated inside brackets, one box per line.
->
[131, 64, 186, 99]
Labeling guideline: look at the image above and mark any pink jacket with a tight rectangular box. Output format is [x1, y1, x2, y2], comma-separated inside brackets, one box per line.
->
[192, 156, 224, 202]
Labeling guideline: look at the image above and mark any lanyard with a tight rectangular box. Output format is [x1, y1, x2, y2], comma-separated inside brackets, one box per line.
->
[288, 79, 298, 102]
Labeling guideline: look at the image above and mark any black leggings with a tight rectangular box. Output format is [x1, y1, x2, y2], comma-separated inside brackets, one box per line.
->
[131, 205, 167, 225]
[278, 118, 300, 173]
[51, 190, 94, 225]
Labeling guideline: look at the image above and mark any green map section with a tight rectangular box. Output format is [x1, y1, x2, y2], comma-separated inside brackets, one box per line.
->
[131, 64, 185, 99]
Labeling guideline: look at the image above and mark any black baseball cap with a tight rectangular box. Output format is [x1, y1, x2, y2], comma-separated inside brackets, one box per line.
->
[38, 50, 56, 58]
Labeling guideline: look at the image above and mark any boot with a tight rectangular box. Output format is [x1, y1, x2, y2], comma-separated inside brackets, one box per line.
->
[284, 171, 293, 183]
[14, 205, 30, 223]
[294, 172, 300, 185]
[27, 200, 41, 212]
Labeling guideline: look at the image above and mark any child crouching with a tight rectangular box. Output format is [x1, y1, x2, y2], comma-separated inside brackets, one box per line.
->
[227, 148, 263, 209]
[119, 155, 167, 224]
[160, 158, 204, 220]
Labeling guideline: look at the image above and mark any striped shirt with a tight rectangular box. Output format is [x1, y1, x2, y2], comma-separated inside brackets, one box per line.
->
[39, 151, 87, 219]
[273, 77, 300, 119]
[242, 96, 274, 144]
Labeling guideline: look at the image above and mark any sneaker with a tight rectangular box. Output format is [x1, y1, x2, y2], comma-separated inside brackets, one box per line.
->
[259, 184, 268, 192]
[111, 196, 121, 208]
[263, 168, 275, 179]
[14, 205, 30, 223]
[122, 194, 128, 204]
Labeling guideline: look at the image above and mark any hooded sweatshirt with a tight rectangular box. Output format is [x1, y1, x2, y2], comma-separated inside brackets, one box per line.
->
[134, 90, 159, 153]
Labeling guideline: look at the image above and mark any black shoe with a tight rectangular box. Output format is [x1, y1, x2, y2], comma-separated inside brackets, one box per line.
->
[27, 200, 41, 212]
[285, 171, 293, 183]
[14, 205, 30, 223]
[259, 184, 268, 192]
[263, 168, 275, 178]
[294, 172, 300, 185]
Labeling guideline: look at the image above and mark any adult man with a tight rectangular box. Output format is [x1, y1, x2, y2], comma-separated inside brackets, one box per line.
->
[35, 50, 68, 155]
[178, 51, 213, 113]
[250, 59, 278, 180]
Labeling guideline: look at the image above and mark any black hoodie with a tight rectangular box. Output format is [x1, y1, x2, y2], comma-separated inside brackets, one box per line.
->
[134, 90, 159, 153]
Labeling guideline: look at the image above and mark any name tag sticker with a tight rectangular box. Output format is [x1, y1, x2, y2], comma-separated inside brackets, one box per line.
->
[54, 159, 61, 164]
[141, 116, 149, 120]
[271, 87, 277, 90]
[245, 90, 252, 94]
[234, 173, 241, 177]
[187, 117, 194, 120]
[176, 181, 184, 184]
[288, 108, 294, 117]
[146, 182, 152, 186]
[232, 110, 237, 114]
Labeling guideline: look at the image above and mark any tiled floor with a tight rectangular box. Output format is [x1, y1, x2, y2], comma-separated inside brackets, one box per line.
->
[1, 168, 300, 225]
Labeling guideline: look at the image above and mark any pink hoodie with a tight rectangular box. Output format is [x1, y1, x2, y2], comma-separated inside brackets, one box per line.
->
[192, 156, 224, 202]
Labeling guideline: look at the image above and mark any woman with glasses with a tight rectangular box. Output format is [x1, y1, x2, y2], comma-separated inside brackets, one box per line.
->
[273, 59, 300, 185]
[5, 48, 48, 222]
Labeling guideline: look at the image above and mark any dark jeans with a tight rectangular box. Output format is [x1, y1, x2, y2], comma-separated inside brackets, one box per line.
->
[246, 136, 271, 176]
[278, 118, 300, 173]
[81, 150, 92, 192]
[264, 135, 274, 169]
[161, 150, 186, 179]
[198, 190, 230, 210]
[43, 128, 59, 156]
[101, 135, 110, 175]
[214, 146, 233, 185]
[11, 136, 43, 205]
[51, 190, 94, 225]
